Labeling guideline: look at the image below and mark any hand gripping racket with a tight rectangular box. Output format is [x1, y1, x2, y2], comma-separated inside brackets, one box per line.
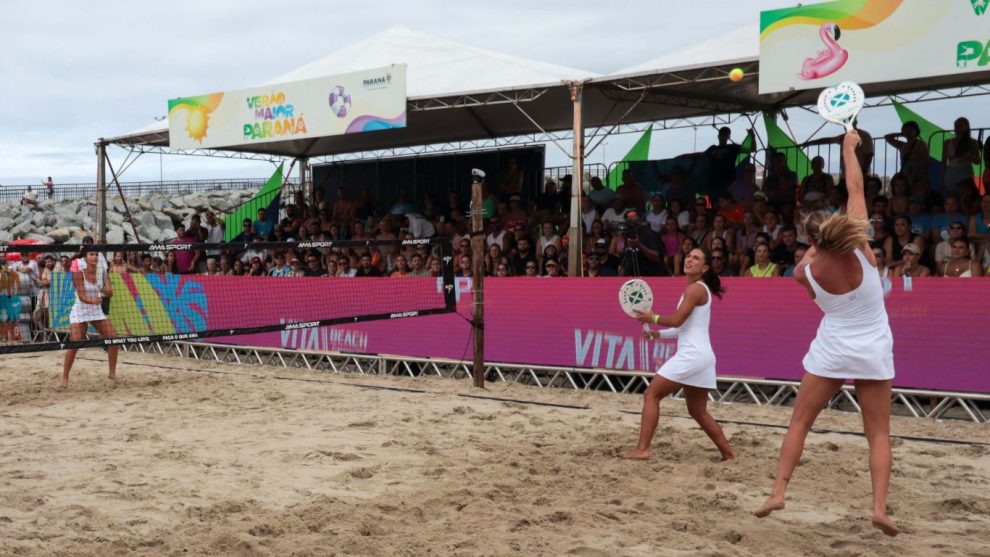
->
[817, 81, 864, 132]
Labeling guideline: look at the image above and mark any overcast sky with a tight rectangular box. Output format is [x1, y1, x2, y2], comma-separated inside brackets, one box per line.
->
[0, 0, 981, 185]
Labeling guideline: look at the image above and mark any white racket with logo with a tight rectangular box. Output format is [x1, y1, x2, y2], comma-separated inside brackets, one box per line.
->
[619, 279, 653, 333]
[817, 81, 864, 132]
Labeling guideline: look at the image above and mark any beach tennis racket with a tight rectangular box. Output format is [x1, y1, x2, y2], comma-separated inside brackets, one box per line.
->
[618, 279, 653, 333]
[817, 81, 864, 132]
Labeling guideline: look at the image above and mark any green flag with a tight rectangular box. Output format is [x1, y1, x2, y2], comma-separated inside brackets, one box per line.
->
[224, 164, 284, 242]
[607, 127, 652, 189]
[762, 113, 814, 183]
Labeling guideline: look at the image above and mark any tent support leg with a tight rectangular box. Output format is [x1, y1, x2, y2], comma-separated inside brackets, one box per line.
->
[568, 82, 585, 278]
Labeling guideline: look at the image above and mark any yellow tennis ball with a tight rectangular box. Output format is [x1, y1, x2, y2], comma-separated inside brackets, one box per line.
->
[729, 68, 744, 82]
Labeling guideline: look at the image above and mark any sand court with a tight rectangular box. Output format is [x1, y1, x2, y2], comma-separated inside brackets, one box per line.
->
[1, 351, 989, 556]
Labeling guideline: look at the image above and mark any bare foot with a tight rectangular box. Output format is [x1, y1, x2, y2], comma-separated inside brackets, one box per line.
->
[108, 374, 117, 382]
[55, 382, 68, 391]
[620, 448, 651, 460]
[871, 514, 899, 537]
[720, 449, 736, 461]
[754, 497, 785, 518]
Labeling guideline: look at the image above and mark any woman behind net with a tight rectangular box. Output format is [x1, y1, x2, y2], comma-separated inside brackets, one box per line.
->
[62, 250, 118, 388]
[755, 130, 898, 537]
[620, 247, 734, 462]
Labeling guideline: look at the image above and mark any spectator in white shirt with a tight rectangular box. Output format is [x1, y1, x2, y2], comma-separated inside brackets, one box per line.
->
[601, 197, 628, 231]
[399, 212, 435, 238]
[645, 193, 668, 234]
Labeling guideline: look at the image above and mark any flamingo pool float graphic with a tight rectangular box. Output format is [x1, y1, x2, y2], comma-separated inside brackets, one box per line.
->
[799, 22, 849, 81]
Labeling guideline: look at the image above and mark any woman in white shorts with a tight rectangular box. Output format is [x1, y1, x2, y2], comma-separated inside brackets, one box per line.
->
[755, 130, 898, 537]
[62, 250, 118, 388]
[620, 248, 734, 462]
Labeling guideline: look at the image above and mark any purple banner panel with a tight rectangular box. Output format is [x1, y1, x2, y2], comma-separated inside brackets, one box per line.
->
[216, 277, 990, 395]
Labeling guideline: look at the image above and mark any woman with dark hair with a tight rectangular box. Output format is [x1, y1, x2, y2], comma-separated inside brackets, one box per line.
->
[939, 237, 982, 277]
[620, 247, 733, 462]
[756, 130, 898, 537]
[885, 121, 929, 186]
[62, 250, 118, 388]
[163, 251, 179, 275]
[673, 236, 697, 276]
[884, 214, 924, 268]
[941, 117, 982, 195]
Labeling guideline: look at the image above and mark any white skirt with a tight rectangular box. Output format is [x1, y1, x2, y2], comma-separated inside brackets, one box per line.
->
[69, 301, 106, 324]
[657, 346, 717, 390]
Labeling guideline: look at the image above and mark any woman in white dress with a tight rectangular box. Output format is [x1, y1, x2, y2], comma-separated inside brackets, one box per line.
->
[620, 248, 734, 462]
[62, 250, 118, 388]
[755, 130, 898, 537]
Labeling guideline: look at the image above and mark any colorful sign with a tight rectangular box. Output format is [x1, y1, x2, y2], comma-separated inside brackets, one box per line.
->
[168, 65, 407, 149]
[759, 1, 990, 94]
[49, 275, 990, 394]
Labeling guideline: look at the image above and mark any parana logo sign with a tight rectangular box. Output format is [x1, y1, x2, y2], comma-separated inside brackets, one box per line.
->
[957, 39, 990, 67]
[362, 73, 392, 90]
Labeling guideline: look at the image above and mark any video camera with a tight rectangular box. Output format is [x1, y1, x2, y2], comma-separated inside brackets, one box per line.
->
[617, 219, 638, 241]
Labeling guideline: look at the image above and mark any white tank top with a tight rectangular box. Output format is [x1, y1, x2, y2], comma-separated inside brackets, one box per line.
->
[674, 281, 713, 354]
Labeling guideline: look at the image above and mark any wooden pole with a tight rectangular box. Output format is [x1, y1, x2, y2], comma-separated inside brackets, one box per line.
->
[567, 83, 584, 277]
[471, 174, 485, 388]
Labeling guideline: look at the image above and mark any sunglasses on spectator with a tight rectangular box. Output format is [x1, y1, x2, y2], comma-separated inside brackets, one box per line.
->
[949, 225, 964, 230]
[711, 256, 724, 261]
[525, 265, 536, 270]
[546, 262, 557, 267]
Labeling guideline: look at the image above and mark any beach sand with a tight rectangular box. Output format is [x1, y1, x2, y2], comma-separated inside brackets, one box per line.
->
[1, 350, 988, 556]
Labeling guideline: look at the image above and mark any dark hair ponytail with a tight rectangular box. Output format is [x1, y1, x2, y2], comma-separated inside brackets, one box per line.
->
[699, 248, 724, 300]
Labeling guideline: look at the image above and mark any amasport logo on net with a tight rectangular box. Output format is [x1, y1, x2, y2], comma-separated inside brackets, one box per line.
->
[362, 73, 392, 90]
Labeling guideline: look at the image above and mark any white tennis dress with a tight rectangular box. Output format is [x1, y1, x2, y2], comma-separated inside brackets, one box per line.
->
[656, 282, 717, 389]
[802, 248, 895, 380]
[69, 272, 107, 324]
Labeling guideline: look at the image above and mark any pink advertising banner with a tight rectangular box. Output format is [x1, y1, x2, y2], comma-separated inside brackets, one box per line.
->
[214, 277, 990, 394]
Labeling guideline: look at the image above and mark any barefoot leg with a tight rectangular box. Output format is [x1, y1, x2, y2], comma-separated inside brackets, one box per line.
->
[684, 387, 734, 460]
[94, 320, 118, 380]
[755, 372, 843, 517]
[61, 324, 86, 387]
[855, 379, 898, 537]
[620, 375, 680, 460]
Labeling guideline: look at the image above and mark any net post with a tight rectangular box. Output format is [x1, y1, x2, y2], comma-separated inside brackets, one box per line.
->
[470, 177, 486, 389]
[95, 138, 108, 243]
[439, 239, 456, 311]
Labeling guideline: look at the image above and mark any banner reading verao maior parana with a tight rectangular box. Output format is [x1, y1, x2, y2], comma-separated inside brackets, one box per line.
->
[759, 1, 990, 94]
[167, 64, 406, 150]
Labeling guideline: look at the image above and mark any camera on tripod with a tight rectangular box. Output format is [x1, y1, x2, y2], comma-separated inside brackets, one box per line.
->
[617, 220, 638, 241]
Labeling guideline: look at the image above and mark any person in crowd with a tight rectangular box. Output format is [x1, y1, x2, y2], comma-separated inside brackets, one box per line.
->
[782, 247, 807, 278]
[389, 255, 411, 277]
[867, 212, 890, 251]
[892, 243, 930, 278]
[483, 244, 503, 277]
[248, 257, 267, 276]
[617, 209, 666, 277]
[510, 236, 537, 276]
[705, 127, 754, 199]
[802, 119, 874, 179]
[939, 237, 983, 277]
[659, 216, 683, 274]
[34, 255, 56, 329]
[601, 197, 628, 231]
[161, 251, 179, 275]
[761, 210, 783, 249]
[0, 255, 20, 343]
[537, 221, 561, 257]
[941, 117, 982, 195]
[583, 219, 608, 256]
[588, 176, 616, 210]
[522, 260, 539, 277]
[690, 212, 709, 246]
[299, 254, 324, 277]
[269, 252, 292, 277]
[799, 156, 834, 207]
[505, 194, 530, 232]
[328, 185, 352, 223]
[615, 169, 646, 211]
[43, 176, 54, 200]
[579, 196, 597, 234]
[884, 215, 925, 269]
[735, 210, 761, 271]
[871, 246, 892, 279]
[455, 255, 473, 278]
[202, 257, 221, 276]
[743, 242, 779, 277]
[884, 122, 929, 187]
[968, 193, 990, 253]
[498, 158, 524, 197]
[715, 195, 743, 226]
[21, 186, 40, 209]
[355, 253, 383, 277]
[930, 196, 968, 247]
[672, 236, 698, 277]
[584, 250, 611, 277]
[756, 130, 897, 537]
[61, 249, 118, 387]
[494, 262, 510, 277]
[408, 253, 428, 277]
[957, 179, 982, 218]
[253, 207, 274, 239]
[771, 226, 809, 274]
[703, 214, 735, 255]
[934, 221, 976, 265]
[728, 162, 759, 205]
[109, 251, 128, 275]
[645, 194, 668, 234]
[709, 248, 734, 277]
[762, 152, 798, 209]
[543, 259, 564, 277]
[621, 247, 734, 462]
